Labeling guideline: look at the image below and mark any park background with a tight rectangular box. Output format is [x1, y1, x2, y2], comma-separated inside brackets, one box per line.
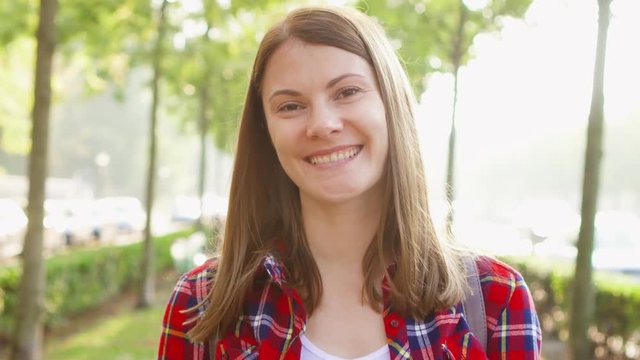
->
[1, 0, 639, 359]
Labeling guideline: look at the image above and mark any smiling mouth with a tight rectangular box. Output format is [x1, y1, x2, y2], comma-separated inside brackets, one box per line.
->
[307, 146, 362, 165]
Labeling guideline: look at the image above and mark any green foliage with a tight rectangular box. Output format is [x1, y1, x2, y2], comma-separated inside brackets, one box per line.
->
[56, 0, 156, 94]
[0, 229, 193, 344]
[359, 0, 533, 95]
[0, 39, 33, 156]
[0, 0, 157, 157]
[3, 0, 156, 94]
[161, 1, 275, 151]
[0, 0, 36, 48]
[504, 256, 640, 359]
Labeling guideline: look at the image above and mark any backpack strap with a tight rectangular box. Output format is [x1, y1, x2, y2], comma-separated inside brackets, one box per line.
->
[462, 256, 488, 350]
[209, 339, 216, 360]
[208, 330, 219, 359]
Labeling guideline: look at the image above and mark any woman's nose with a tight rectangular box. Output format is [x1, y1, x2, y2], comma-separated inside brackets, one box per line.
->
[305, 103, 343, 139]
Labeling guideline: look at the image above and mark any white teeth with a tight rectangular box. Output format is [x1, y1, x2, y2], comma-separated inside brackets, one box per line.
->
[309, 147, 360, 165]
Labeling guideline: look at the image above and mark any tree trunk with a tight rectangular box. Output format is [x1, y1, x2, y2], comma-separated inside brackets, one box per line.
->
[10, 0, 57, 359]
[569, 0, 611, 359]
[444, 0, 466, 236]
[196, 18, 213, 233]
[137, 0, 169, 309]
[197, 78, 209, 232]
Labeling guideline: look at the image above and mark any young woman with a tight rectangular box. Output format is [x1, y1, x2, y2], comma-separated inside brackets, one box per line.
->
[158, 6, 541, 360]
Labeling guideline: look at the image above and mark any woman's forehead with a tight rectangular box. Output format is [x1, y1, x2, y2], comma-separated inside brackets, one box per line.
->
[261, 39, 376, 93]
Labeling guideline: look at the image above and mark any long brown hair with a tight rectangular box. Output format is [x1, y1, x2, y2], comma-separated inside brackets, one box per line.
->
[188, 6, 467, 342]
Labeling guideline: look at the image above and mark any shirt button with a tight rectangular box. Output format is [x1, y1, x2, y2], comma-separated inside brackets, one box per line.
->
[390, 319, 399, 328]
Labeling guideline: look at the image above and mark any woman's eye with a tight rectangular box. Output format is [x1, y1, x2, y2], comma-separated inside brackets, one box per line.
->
[336, 87, 362, 99]
[277, 103, 303, 113]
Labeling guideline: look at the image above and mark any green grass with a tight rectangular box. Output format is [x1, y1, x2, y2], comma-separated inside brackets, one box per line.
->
[45, 304, 165, 360]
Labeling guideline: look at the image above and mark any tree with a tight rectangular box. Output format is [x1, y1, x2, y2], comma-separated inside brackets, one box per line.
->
[360, 0, 532, 231]
[196, 52, 211, 231]
[137, 0, 170, 309]
[569, 0, 612, 359]
[444, 0, 466, 235]
[162, 1, 270, 230]
[0, 0, 156, 182]
[2, 0, 159, 356]
[10, 0, 57, 358]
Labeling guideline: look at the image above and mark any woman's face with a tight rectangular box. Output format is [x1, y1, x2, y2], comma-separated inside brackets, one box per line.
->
[261, 38, 389, 206]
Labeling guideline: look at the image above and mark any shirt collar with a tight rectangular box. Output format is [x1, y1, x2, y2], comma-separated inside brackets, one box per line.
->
[261, 252, 288, 286]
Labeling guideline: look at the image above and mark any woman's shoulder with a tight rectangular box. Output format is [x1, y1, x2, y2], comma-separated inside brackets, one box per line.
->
[184, 257, 219, 279]
[473, 255, 536, 318]
[159, 258, 219, 358]
[172, 258, 219, 302]
[469, 257, 542, 356]
[474, 255, 524, 282]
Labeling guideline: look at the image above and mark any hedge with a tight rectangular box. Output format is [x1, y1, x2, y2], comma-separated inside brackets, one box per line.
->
[0, 228, 194, 343]
[504, 256, 640, 359]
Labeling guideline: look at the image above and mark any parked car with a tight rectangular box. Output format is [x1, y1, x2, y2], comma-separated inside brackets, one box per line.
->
[591, 211, 640, 274]
[94, 197, 146, 234]
[0, 199, 27, 258]
[171, 195, 201, 223]
[512, 198, 580, 244]
[171, 193, 227, 224]
[43, 199, 98, 246]
[534, 210, 640, 275]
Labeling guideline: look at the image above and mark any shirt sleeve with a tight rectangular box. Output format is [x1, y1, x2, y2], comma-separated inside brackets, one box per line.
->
[480, 258, 542, 359]
[157, 272, 206, 360]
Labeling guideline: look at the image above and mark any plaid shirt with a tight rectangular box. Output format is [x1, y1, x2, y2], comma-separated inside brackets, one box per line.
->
[158, 255, 541, 359]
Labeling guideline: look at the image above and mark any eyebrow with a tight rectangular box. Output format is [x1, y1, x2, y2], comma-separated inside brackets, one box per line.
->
[267, 73, 366, 102]
[327, 73, 365, 88]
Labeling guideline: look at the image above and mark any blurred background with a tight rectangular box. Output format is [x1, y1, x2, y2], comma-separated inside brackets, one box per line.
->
[0, 0, 638, 359]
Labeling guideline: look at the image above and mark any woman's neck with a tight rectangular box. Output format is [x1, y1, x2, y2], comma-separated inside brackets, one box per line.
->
[300, 190, 384, 271]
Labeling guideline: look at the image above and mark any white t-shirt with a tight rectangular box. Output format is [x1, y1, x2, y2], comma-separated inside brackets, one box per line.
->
[300, 334, 390, 360]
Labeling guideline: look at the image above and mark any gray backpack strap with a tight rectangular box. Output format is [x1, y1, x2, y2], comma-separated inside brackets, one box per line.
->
[209, 339, 216, 360]
[462, 256, 488, 350]
[208, 332, 219, 359]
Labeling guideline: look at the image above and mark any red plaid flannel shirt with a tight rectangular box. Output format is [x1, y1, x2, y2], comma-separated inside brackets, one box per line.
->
[158, 255, 541, 359]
